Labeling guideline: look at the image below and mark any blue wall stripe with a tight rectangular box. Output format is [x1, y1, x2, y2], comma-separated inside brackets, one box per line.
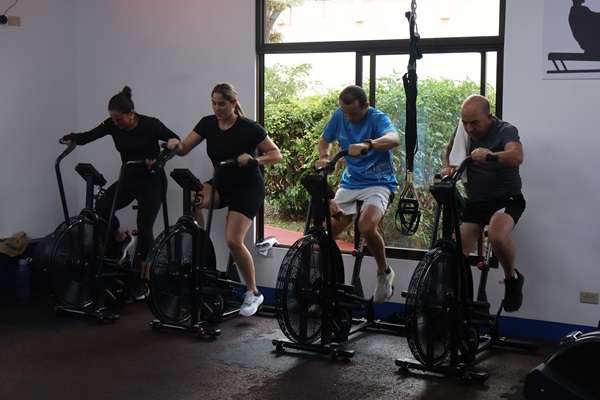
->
[259, 286, 598, 343]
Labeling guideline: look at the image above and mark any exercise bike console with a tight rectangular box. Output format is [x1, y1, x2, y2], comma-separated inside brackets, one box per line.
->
[75, 163, 107, 187]
[170, 169, 203, 192]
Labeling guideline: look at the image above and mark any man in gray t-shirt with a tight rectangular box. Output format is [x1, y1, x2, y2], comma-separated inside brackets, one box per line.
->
[443, 95, 525, 312]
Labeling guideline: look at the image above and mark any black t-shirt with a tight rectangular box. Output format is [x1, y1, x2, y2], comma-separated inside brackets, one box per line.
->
[72, 114, 179, 163]
[193, 115, 267, 189]
[466, 118, 522, 201]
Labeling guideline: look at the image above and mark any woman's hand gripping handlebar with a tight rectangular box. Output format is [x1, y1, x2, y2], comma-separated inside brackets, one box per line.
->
[148, 143, 179, 173]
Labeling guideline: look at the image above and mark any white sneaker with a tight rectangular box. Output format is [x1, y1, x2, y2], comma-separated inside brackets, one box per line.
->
[239, 291, 264, 317]
[373, 267, 395, 304]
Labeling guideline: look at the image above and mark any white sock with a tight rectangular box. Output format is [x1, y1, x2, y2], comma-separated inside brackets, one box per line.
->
[378, 266, 391, 275]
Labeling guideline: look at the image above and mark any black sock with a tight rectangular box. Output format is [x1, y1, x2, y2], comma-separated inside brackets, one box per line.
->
[384, 267, 391, 274]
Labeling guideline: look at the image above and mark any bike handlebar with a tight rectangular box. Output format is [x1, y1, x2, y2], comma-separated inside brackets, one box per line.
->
[329, 150, 349, 165]
[450, 156, 472, 182]
[219, 158, 238, 168]
[116, 143, 179, 172]
[150, 143, 179, 172]
[218, 157, 259, 168]
[316, 148, 367, 174]
[57, 139, 77, 161]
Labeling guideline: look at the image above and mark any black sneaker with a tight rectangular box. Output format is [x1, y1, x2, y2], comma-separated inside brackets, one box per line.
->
[132, 285, 149, 302]
[126, 279, 149, 303]
[503, 269, 524, 312]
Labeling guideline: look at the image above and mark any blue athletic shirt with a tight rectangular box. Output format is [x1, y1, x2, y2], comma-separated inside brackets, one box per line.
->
[322, 107, 398, 192]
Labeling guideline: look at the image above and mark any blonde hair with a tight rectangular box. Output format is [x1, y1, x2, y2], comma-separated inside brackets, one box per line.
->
[212, 82, 245, 117]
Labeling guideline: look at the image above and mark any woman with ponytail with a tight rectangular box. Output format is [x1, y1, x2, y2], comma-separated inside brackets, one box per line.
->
[167, 82, 281, 317]
[62, 86, 180, 300]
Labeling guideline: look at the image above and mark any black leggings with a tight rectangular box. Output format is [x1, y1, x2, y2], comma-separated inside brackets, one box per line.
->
[95, 171, 166, 262]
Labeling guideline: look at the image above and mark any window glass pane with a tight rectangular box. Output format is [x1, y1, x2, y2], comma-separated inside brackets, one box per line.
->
[265, 0, 500, 44]
[263, 53, 355, 246]
[486, 51, 497, 113]
[374, 53, 483, 249]
[362, 55, 370, 89]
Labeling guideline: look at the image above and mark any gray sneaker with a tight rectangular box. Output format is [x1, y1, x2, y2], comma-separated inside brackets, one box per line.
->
[373, 267, 395, 303]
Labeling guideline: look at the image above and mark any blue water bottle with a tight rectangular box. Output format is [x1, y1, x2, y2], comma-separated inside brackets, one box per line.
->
[15, 257, 31, 300]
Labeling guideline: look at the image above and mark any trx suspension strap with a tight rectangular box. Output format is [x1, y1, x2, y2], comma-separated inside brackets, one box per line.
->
[396, 0, 423, 236]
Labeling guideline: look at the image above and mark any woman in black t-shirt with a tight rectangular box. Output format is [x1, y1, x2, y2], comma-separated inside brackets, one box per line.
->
[168, 83, 281, 317]
[62, 86, 180, 300]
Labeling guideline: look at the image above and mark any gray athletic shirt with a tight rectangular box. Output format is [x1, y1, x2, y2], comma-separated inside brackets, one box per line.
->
[465, 118, 522, 201]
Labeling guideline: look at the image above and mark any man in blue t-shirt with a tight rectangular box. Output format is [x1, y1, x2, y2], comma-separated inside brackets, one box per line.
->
[317, 85, 401, 303]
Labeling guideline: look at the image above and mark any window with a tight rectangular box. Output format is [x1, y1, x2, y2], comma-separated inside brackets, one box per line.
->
[372, 53, 496, 250]
[257, 0, 505, 258]
[263, 53, 355, 247]
[264, 0, 501, 43]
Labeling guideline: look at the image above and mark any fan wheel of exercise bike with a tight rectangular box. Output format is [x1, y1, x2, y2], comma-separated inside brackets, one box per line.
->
[50, 215, 108, 309]
[275, 230, 345, 344]
[148, 223, 216, 325]
[404, 242, 461, 367]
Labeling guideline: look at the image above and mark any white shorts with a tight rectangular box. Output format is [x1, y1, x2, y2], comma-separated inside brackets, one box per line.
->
[333, 186, 393, 216]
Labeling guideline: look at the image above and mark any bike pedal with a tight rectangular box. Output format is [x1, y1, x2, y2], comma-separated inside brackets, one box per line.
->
[337, 301, 354, 309]
[201, 327, 221, 337]
[468, 300, 490, 308]
[470, 318, 490, 326]
[335, 283, 355, 293]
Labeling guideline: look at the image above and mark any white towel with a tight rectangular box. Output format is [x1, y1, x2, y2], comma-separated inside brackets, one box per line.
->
[449, 119, 470, 165]
[448, 119, 470, 182]
[255, 236, 278, 256]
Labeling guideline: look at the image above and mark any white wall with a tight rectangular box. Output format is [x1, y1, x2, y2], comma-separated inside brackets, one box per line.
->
[0, 0, 77, 238]
[502, 0, 600, 327]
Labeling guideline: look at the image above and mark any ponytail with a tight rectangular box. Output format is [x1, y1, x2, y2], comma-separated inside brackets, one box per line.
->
[108, 86, 135, 113]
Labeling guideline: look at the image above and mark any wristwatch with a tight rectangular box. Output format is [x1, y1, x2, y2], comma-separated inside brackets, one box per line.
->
[363, 139, 374, 150]
[486, 153, 499, 162]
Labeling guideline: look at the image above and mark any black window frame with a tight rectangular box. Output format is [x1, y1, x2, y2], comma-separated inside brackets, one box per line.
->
[255, 0, 506, 261]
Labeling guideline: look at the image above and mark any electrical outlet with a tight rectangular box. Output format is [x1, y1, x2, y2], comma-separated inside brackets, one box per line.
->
[7, 16, 21, 26]
[580, 291, 599, 304]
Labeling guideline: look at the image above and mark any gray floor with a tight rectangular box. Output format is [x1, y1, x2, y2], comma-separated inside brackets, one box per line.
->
[1, 299, 550, 400]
